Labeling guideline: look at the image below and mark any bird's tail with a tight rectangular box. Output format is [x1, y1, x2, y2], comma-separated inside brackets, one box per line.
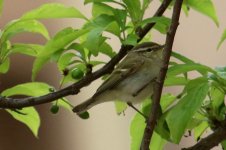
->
[72, 98, 96, 115]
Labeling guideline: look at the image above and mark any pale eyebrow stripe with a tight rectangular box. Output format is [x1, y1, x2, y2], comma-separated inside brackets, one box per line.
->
[133, 45, 165, 52]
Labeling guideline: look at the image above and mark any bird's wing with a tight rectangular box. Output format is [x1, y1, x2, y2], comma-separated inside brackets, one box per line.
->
[93, 55, 145, 97]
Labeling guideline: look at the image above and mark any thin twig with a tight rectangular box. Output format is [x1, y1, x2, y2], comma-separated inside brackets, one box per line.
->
[182, 120, 226, 150]
[0, 45, 130, 108]
[137, 0, 173, 41]
[140, 0, 183, 150]
[0, 0, 173, 109]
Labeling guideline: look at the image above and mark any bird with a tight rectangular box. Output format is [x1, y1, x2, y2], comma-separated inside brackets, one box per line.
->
[73, 42, 164, 115]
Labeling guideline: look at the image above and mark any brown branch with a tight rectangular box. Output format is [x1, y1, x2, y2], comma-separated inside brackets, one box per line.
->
[137, 0, 172, 41]
[140, 0, 183, 150]
[137, 0, 173, 41]
[182, 120, 226, 150]
[0, 45, 130, 108]
[0, 0, 172, 109]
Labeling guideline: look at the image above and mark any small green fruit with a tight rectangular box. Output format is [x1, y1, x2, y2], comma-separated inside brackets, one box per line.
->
[79, 111, 90, 119]
[49, 87, 55, 92]
[71, 68, 84, 79]
[50, 105, 59, 114]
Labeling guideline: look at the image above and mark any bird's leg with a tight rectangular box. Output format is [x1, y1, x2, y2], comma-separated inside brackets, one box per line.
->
[127, 102, 148, 120]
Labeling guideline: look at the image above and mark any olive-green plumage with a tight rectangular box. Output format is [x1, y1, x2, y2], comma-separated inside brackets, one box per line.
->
[73, 42, 164, 114]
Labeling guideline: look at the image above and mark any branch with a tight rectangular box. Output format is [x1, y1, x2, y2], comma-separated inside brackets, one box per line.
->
[0, 45, 130, 108]
[140, 0, 183, 150]
[137, 0, 173, 41]
[0, 0, 173, 109]
[182, 120, 226, 150]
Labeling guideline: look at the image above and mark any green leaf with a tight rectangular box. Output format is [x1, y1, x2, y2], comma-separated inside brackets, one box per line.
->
[1, 19, 49, 42]
[0, 58, 10, 73]
[130, 105, 166, 150]
[93, 14, 119, 32]
[130, 100, 165, 149]
[1, 82, 57, 137]
[186, 114, 204, 130]
[114, 101, 127, 115]
[130, 100, 150, 150]
[2, 82, 51, 97]
[89, 60, 105, 66]
[217, 28, 226, 49]
[167, 64, 217, 76]
[51, 98, 73, 114]
[21, 3, 87, 20]
[67, 43, 87, 61]
[32, 28, 89, 80]
[210, 86, 225, 116]
[57, 98, 73, 111]
[164, 76, 189, 86]
[153, 19, 171, 34]
[84, 14, 120, 54]
[141, 99, 152, 116]
[113, 9, 127, 32]
[85, 0, 113, 4]
[92, 2, 114, 17]
[160, 93, 177, 111]
[57, 52, 75, 71]
[60, 71, 75, 85]
[106, 21, 121, 37]
[6, 107, 40, 137]
[92, 3, 126, 33]
[182, 3, 189, 16]
[85, 13, 120, 36]
[130, 112, 146, 150]
[214, 67, 226, 82]
[60, 63, 87, 84]
[194, 121, 209, 141]
[208, 67, 226, 87]
[149, 132, 167, 150]
[142, 0, 152, 10]
[140, 16, 171, 34]
[1, 82, 70, 137]
[122, 33, 139, 45]
[155, 113, 171, 141]
[221, 140, 226, 150]
[215, 66, 226, 73]
[99, 42, 116, 58]
[171, 51, 195, 64]
[85, 27, 107, 56]
[187, 0, 219, 26]
[10, 43, 43, 57]
[122, 0, 142, 24]
[165, 78, 209, 143]
[0, 40, 10, 59]
[155, 93, 184, 141]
